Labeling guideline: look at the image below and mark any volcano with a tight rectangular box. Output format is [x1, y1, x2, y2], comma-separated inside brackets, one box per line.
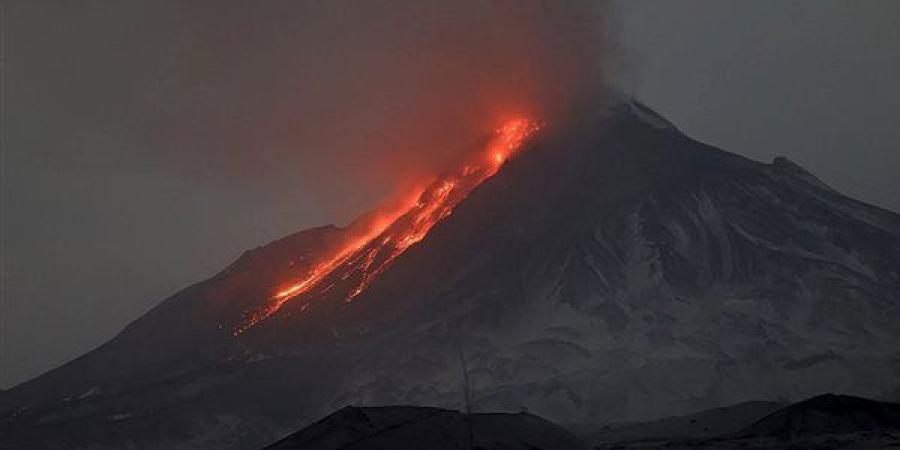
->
[2, 99, 899, 450]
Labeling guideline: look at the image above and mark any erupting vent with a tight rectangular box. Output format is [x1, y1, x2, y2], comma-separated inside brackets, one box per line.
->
[234, 119, 539, 335]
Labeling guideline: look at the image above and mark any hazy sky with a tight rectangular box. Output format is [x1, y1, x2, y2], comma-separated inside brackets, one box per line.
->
[2, 0, 899, 389]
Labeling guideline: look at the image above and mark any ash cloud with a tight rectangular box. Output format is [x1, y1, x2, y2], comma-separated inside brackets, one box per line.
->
[130, 0, 616, 204]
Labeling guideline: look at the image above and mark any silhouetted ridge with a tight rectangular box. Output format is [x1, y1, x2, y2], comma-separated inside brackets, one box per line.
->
[262, 406, 588, 450]
[740, 394, 900, 437]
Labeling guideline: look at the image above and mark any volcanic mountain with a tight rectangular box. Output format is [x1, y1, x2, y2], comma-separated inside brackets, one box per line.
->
[2, 99, 899, 450]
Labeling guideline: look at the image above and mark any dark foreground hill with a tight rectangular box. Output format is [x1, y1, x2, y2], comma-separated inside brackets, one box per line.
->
[258, 395, 900, 450]
[588, 394, 900, 450]
[2, 99, 900, 449]
[739, 394, 900, 438]
[261, 406, 588, 450]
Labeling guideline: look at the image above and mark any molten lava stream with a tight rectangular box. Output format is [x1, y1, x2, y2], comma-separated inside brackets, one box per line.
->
[234, 119, 539, 335]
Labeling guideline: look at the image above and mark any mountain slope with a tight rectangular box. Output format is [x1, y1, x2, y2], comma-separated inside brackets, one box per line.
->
[2, 100, 899, 450]
[578, 400, 787, 444]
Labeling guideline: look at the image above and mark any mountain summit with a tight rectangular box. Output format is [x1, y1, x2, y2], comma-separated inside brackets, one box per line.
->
[2, 100, 899, 450]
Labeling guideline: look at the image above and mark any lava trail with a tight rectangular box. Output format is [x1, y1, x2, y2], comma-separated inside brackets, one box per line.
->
[235, 119, 539, 334]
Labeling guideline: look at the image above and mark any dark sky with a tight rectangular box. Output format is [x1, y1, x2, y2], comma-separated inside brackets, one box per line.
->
[2, 0, 899, 388]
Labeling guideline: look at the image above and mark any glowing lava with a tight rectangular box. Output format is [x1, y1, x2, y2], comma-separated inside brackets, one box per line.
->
[234, 119, 539, 335]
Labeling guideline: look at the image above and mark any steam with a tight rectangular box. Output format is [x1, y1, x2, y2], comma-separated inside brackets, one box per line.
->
[132, 0, 615, 219]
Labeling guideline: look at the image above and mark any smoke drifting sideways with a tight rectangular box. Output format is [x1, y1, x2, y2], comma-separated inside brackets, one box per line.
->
[127, 0, 615, 218]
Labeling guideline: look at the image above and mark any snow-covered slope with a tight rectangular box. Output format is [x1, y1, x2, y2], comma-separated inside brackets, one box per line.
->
[2, 100, 899, 450]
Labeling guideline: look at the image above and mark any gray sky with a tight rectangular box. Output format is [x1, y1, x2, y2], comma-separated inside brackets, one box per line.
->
[2, 0, 899, 389]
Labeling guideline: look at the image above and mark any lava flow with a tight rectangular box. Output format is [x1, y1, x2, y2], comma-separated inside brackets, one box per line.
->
[234, 119, 539, 335]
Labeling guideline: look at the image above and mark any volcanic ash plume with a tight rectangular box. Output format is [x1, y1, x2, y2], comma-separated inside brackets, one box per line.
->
[143, 0, 615, 209]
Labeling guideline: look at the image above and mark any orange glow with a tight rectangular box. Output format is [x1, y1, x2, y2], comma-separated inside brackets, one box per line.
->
[234, 118, 539, 335]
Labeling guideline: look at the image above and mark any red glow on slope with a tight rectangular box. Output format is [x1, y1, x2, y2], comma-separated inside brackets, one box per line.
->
[234, 119, 539, 335]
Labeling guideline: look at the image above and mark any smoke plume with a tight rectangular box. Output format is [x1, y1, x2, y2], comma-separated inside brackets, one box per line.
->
[129, 0, 615, 214]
